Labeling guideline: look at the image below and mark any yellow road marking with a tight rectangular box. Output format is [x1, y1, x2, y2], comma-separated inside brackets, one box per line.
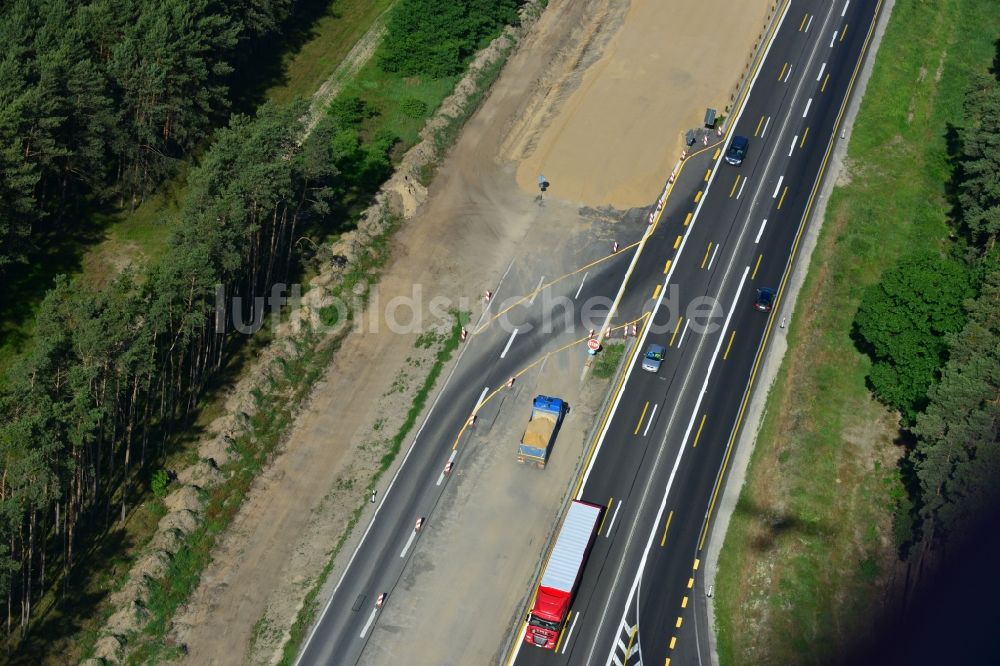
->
[696, 0, 886, 555]
[700, 242, 713, 269]
[723, 330, 736, 360]
[694, 558, 700, 570]
[663, 259, 672, 275]
[821, 72, 830, 92]
[666, 659, 671, 666]
[692, 414, 707, 448]
[681, 596, 688, 609]
[653, 284, 662, 300]
[598, 499, 612, 534]
[481, 240, 642, 330]
[754, 115, 764, 136]
[704, 169, 711, 182]
[684, 212, 693, 227]
[694, 190, 702, 203]
[660, 510, 674, 546]
[674, 235, 682, 249]
[798, 13, 808, 31]
[634, 402, 649, 435]
[687, 578, 694, 589]
[841, 23, 848, 41]
[752, 254, 763, 280]
[670, 636, 677, 649]
[712, 147, 721, 160]
[669, 317, 683, 347]
[800, 127, 809, 147]
[676, 617, 683, 628]
[777, 186, 788, 209]
[625, 625, 638, 659]
[778, 62, 788, 81]
[729, 175, 740, 198]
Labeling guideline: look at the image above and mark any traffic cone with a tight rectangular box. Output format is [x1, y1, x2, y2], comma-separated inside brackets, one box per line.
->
[507, 376, 515, 388]
[467, 414, 476, 427]
[460, 327, 467, 342]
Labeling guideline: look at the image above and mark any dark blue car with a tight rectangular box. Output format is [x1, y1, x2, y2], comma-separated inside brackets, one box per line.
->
[725, 135, 749, 166]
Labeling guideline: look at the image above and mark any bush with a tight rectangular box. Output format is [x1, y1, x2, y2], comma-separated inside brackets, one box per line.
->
[400, 97, 428, 118]
[151, 470, 170, 498]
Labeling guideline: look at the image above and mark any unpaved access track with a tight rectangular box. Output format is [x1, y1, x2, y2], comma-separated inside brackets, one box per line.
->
[172, 0, 772, 663]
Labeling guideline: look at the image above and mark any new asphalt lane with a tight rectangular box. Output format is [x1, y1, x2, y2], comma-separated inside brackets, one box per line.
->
[297, 0, 884, 663]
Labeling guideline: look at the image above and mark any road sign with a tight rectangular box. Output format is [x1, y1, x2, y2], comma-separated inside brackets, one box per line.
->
[587, 339, 601, 351]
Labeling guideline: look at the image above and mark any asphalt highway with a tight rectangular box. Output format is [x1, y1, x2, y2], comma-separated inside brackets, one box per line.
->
[296, 0, 885, 663]
[508, 0, 885, 665]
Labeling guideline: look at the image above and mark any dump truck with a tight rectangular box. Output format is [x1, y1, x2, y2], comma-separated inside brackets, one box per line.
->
[523, 500, 603, 649]
[517, 395, 565, 468]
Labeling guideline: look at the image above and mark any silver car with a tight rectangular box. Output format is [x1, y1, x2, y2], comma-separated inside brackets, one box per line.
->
[641, 343, 665, 372]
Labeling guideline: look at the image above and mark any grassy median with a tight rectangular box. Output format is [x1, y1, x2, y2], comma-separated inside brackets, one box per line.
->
[714, 0, 1000, 663]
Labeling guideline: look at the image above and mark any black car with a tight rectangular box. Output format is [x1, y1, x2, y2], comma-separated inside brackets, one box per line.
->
[725, 135, 749, 166]
[754, 287, 776, 312]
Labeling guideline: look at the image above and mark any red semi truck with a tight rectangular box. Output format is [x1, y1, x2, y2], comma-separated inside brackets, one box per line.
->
[524, 500, 603, 649]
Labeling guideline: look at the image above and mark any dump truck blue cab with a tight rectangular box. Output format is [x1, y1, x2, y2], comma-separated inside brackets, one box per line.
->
[518, 395, 566, 469]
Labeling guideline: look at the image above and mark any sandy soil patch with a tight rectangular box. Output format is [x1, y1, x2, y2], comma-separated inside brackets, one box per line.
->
[507, 0, 773, 209]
